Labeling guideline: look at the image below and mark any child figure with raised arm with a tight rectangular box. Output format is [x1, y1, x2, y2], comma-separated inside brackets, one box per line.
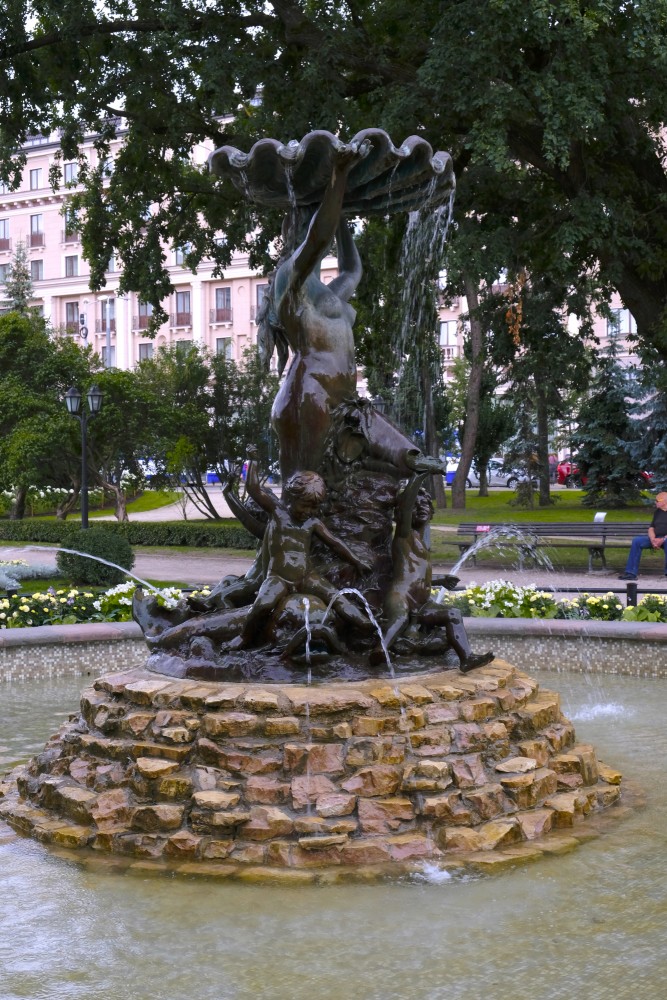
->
[370, 473, 494, 673]
[229, 445, 373, 648]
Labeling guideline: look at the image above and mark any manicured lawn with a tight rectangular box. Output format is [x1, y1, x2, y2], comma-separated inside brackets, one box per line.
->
[431, 489, 655, 524]
[88, 489, 182, 518]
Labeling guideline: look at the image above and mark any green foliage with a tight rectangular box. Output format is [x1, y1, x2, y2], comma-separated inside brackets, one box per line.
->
[56, 526, 135, 586]
[574, 344, 645, 508]
[0, 311, 97, 505]
[1, 241, 33, 314]
[622, 594, 667, 623]
[0, 517, 255, 548]
[7, 1, 667, 357]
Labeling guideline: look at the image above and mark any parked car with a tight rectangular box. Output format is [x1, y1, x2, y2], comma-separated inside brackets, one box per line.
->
[446, 459, 536, 489]
[557, 460, 653, 488]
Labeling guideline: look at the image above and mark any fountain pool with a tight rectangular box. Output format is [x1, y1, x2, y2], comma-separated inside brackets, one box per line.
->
[0, 670, 664, 1000]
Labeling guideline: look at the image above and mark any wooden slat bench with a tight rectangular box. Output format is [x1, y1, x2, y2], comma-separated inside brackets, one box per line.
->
[454, 522, 652, 572]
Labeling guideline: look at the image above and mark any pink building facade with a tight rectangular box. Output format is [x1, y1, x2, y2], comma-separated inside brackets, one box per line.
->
[0, 129, 636, 376]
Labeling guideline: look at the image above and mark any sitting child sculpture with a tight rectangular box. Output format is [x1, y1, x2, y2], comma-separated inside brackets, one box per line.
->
[151, 446, 373, 655]
[370, 473, 494, 673]
[229, 445, 373, 648]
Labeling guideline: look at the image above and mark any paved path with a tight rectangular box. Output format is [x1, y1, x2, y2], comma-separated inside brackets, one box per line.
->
[4, 540, 663, 596]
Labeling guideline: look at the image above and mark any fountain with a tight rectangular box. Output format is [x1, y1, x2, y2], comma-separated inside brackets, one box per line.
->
[0, 130, 624, 877]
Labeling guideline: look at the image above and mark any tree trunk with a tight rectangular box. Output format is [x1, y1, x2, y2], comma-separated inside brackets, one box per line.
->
[422, 361, 446, 508]
[114, 491, 129, 522]
[535, 384, 552, 507]
[56, 486, 81, 520]
[10, 486, 27, 520]
[478, 467, 489, 498]
[99, 477, 130, 522]
[451, 273, 486, 509]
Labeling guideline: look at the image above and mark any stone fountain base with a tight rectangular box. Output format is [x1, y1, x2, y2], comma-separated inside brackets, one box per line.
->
[0, 659, 624, 879]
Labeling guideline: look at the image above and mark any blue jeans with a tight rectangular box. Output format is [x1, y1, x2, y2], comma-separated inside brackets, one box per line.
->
[624, 535, 667, 576]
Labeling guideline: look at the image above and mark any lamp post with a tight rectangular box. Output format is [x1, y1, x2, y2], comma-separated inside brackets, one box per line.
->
[65, 385, 103, 529]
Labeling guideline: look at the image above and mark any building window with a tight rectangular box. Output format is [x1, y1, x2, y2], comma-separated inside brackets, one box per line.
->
[175, 244, 191, 266]
[98, 298, 115, 333]
[216, 337, 232, 359]
[65, 301, 79, 333]
[63, 208, 78, 241]
[175, 339, 191, 355]
[0, 181, 7, 194]
[107, 255, 116, 273]
[439, 320, 458, 347]
[135, 301, 153, 329]
[64, 162, 78, 184]
[31, 259, 43, 281]
[174, 291, 191, 326]
[102, 157, 114, 177]
[0, 219, 9, 252]
[138, 342, 154, 361]
[30, 214, 44, 247]
[101, 345, 116, 366]
[29, 168, 42, 190]
[607, 309, 636, 339]
[252, 283, 269, 321]
[0, 263, 8, 283]
[212, 287, 232, 323]
[65, 255, 79, 277]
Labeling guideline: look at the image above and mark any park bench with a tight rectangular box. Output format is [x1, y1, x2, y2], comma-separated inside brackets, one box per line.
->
[453, 521, 651, 572]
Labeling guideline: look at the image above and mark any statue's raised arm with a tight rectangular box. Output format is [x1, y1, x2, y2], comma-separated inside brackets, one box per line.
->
[274, 141, 369, 320]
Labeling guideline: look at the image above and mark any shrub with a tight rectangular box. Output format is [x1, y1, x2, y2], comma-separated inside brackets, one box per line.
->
[56, 527, 135, 587]
[0, 518, 255, 549]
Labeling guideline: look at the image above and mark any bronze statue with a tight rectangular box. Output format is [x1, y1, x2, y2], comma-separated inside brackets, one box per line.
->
[133, 130, 494, 681]
[369, 474, 493, 672]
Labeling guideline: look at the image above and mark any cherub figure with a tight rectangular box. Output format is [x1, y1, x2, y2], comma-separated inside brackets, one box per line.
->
[370, 473, 494, 672]
[229, 445, 373, 648]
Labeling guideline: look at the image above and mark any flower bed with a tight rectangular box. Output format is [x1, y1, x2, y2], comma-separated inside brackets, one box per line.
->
[439, 580, 667, 623]
[0, 581, 210, 628]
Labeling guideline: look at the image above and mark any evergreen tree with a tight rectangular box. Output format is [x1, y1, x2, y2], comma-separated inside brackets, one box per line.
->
[573, 343, 644, 508]
[1, 241, 33, 314]
[631, 366, 667, 493]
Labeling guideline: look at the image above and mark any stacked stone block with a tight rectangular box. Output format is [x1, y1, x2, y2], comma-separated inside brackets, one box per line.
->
[0, 659, 623, 877]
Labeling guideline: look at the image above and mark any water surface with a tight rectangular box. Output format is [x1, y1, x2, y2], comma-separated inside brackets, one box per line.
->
[1, 671, 665, 1000]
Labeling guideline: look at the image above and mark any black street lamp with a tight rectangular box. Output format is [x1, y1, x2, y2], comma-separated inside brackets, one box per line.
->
[65, 385, 103, 529]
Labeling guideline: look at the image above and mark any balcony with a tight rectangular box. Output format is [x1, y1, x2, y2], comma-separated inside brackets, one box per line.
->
[62, 229, 79, 243]
[441, 346, 459, 361]
[65, 322, 79, 334]
[95, 318, 116, 333]
[133, 314, 152, 330]
[0, 237, 11, 252]
[210, 307, 233, 324]
[29, 232, 45, 248]
[171, 312, 192, 327]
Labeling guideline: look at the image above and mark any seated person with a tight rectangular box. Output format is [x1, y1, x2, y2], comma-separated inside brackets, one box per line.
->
[618, 492, 667, 581]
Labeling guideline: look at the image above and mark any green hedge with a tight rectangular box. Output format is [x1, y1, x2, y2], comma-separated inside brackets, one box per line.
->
[0, 518, 256, 549]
